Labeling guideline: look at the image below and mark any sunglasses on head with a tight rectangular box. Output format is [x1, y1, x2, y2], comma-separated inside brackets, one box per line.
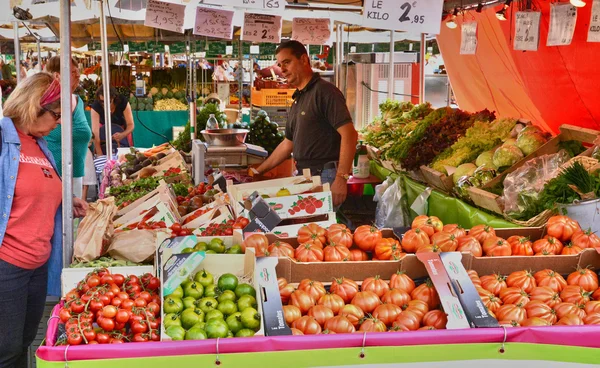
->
[41, 106, 61, 121]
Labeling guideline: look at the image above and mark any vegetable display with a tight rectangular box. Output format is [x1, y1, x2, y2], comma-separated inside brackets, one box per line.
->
[246, 110, 284, 155]
[69, 257, 145, 268]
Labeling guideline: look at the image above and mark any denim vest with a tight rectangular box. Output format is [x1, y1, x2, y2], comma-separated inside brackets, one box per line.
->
[0, 117, 63, 296]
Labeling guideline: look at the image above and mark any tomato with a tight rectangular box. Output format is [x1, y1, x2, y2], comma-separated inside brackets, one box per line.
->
[134, 298, 147, 308]
[372, 304, 403, 326]
[431, 231, 458, 252]
[146, 302, 160, 317]
[82, 328, 96, 342]
[279, 284, 295, 304]
[480, 274, 508, 296]
[532, 236, 564, 255]
[98, 317, 115, 332]
[324, 315, 356, 333]
[241, 233, 269, 257]
[506, 270, 537, 293]
[290, 289, 316, 314]
[101, 305, 118, 319]
[65, 290, 80, 302]
[507, 236, 534, 256]
[59, 308, 72, 323]
[585, 301, 600, 314]
[89, 299, 104, 313]
[351, 291, 381, 314]
[282, 305, 302, 325]
[415, 243, 442, 254]
[131, 320, 149, 334]
[295, 243, 324, 262]
[326, 224, 354, 248]
[329, 277, 359, 303]
[374, 238, 404, 260]
[338, 304, 365, 328]
[298, 279, 327, 302]
[480, 293, 503, 314]
[456, 235, 483, 257]
[353, 225, 382, 252]
[583, 312, 600, 325]
[121, 298, 135, 311]
[240, 307, 261, 331]
[561, 242, 584, 255]
[468, 225, 496, 245]
[499, 287, 530, 305]
[217, 273, 239, 292]
[495, 303, 527, 325]
[482, 237, 511, 256]
[317, 293, 346, 314]
[546, 215, 581, 243]
[389, 271, 416, 294]
[307, 305, 335, 327]
[524, 300, 557, 324]
[165, 325, 186, 341]
[567, 268, 599, 292]
[96, 332, 110, 344]
[556, 313, 584, 326]
[100, 274, 114, 285]
[69, 299, 85, 314]
[381, 288, 411, 308]
[522, 317, 552, 326]
[267, 241, 295, 258]
[411, 215, 443, 236]
[178, 229, 192, 236]
[533, 269, 567, 292]
[67, 333, 83, 345]
[401, 228, 430, 253]
[278, 277, 288, 290]
[86, 275, 100, 288]
[411, 279, 440, 309]
[529, 286, 562, 308]
[347, 248, 369, 261]
[560, 285, 592, 305]
[292, 316, 322, 335]
[170, 223, 182, 233]
[571, 229, 600, 249]
[297, 223, 327, 246]
[423, 309, 448, 329]
[554, 302, 586, 319]
[362, 276, 390, 298]
[321, 242, 350, 262]
[468, 270, 482, 288]
[359, 317, 387, 332]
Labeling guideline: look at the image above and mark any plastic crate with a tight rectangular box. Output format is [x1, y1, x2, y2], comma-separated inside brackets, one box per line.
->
[251, 87, 294, 107]
[252, 105, 289, 126]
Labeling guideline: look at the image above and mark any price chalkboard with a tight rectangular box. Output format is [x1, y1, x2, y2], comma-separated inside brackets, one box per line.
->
[169, 42, 186, 54]
[128, 42, 147, 52]
[362, 0, 444, 35]
[144, 0, 185, 34]
[194, 6, 235, 40]
[242, 13, 282, 44]
[147, 41, 165, 53]
[207, 41, 227, 56]
[292, 18, 331, 45]
[109, 42, 124, 52]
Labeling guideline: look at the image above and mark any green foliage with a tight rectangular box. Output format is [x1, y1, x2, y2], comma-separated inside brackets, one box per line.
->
[197, 103, 226, 132]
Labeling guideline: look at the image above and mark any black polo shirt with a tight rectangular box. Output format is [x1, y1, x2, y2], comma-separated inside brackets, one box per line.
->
[285, 73, 353, 172]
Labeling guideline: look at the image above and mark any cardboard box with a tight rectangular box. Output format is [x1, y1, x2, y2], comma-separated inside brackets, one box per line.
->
[114, 181, 173, 218]
[61, 266, 153, 297]
[263, 186, 333, 220]
[242, 193, 282, 233]
[255, 257, 292, 336]
[269, 212, 337, 238]
[114, 183, 181, 229]
[226, 169, 319, 202]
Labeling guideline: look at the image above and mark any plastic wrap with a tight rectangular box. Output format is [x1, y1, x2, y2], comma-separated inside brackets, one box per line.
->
[501, 150, 570, 217]
[375, 177, 410, 228]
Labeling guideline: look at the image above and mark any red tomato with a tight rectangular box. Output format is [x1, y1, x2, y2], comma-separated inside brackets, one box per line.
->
[89, 299, 104, 313]
[146, 277, 160, 291]
[139, 291, 152, 303]
[121, 299, 135, 311]
[69, 299, 85, 314]
[131, 320, 148, 334]
[100, 274, 114, 285]
[134, 298, 147, 308]
[86, 275, 100, 288]
[96, 333, 110, 344]
[111, 297, 122, 308]
[133, 333, 149, 342]
[101, 305, 118, 319]
[59, 308, 72, 323]
[82, 328, 96, 342]
[146, 302, 160, 317]
[67, 333, 83, 345]
[112, 274, 125, 286]
[178, 229, 192, 236]
[98, 317, 115, 332]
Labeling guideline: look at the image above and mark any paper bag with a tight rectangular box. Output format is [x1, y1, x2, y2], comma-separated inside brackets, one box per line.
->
[107, 229, 168, 263]
[73, 197, 118, 262]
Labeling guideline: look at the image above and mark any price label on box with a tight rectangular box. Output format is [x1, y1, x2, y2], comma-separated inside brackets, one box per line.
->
[292, 18, 332, 45]
[362, 0, 444, 35]
[514, 11, 541, 51]
[194, 6, 235, 40]
[242, 13, 282, 44]
[144, 0, 185, 34]
[547, 3, 577, 46]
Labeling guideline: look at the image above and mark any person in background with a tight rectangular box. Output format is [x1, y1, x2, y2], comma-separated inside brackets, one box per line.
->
[0, 58, 13, 81]
[0, 73, 88, 368]
[82, 133, 97, 201]
[91, 86, 135, 155]
[253, 40, 358, 207]
[19, 61, 27, 81]
[44, 56, 92, 199]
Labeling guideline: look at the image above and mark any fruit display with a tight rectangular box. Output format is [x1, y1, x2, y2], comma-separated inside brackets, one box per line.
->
[129, 96, 155, 111]
[180, 238, 243, 255]
[199, 217, 250, 237]
[69, 257, 145, 268]
[154, 98, 188, 111]
[175, 182, 220, 217]
[55, 269, 162, 345]
[162, 270, 262, 340]
[120, 148, 170, 178]
[277, 274, 444, 334]
[472, 267, 600, 327]
[246, 110, 284, 155]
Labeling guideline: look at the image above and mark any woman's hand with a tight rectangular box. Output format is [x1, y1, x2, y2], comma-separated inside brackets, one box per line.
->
[73, 198, 88, 218]
[112, 132, 125, 142]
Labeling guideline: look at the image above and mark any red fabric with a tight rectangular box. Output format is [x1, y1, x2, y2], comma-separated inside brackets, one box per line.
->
[0, 130, 62, 269]
[437, 5, 600, 134]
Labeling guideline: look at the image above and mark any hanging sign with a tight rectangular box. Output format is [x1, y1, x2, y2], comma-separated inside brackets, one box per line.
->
[193, 6, 235, 40]
[547, 3, 577, 46]
[87, 42, 101, 51]
[362, 0, 444, 35]
[168, 42, 186, 54]
[108, 42, 124, 52]
[588, 0, 600, 42]
[144, 0, 186, 34]
[206, 0, 285, 11]
[514, 11, 541, 51]
[460, 22, 477, 55]
[128, 42, 147, 53]
[147, 41, 165, 53]
[291, 18, 331, 45]
[242, 13, 282, 43]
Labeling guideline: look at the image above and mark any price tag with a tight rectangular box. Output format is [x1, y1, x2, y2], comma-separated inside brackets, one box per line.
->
[242, 13, 282, 44]
[144, 0, 185, 34]
[588, 0, 600, 42]
[514, 11, 541, 51]
[460, 22, 477, 55]
[362, 0, 444, 35]
[547, 3, 577, 46]
[291, 18, 331, 45]
[193, 6, 235, 40]
[205, 0, 284, 10]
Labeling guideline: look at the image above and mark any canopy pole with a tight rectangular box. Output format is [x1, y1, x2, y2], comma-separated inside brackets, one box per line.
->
[388, 30, 394, 100]
[99, 0, 113, 156]
[36, 38, 41, 69]
[59, 0, 74, 267]
[13, 22, 21, 84]
[187, 36, 196, 141]
[419, 33, 426, 104]
[335, 24, 342, 89]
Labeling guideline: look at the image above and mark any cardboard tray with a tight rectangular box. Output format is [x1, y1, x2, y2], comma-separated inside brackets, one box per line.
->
[420, 165, 455, 193]
[226, 169, 319, 203]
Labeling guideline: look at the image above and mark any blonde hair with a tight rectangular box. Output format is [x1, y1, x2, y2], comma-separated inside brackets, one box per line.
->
[3, 72, 61, 130]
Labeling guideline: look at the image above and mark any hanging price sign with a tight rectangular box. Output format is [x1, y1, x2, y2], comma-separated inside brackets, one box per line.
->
[514, 11, 541, 51]
[242, 13, 282, 44]
[547, 3, 577, 46]
[362, 0, 444, 35]
[206, 0, 284, 10]
[292, 18, 332, 45]
[460, 22, 477, 55]
[193, 6, 235, 40]
[144, 0, 185, 34]
[588, 0, 600, 42]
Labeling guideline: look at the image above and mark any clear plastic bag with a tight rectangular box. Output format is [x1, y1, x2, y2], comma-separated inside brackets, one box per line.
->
[592, 146, 600, 160]
[374, 177, 393, 203]
[501, 150, 570, 217]
[375, 177, 410, 228]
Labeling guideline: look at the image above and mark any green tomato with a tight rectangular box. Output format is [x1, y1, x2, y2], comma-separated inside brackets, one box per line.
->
[217, 300, 238, 316]
[163, 296, 184, 314]
[205, 318, 229, 339]
[205, 250, 217, 254]
[194, 242, 208, 252]
[193, 321, 206, 330]
[182, 296, 197, 309]
[208, 238, 226, 253]
[163, 313, 182, 329]
[235, 283, 256, 299]
[165, 325, 186, 341]
[225, 245, 243, 254]
[183, 282, 204, 299]
[226, 330, 234, 338]
[181, 247, 194, 254]
[217, 290, 237, 303]
[240, 307, 261, 331]
[168, 285, 184, 299]
[205, 309, 225, 321]
[198, 297, 219, 314]
[181, 278, 193, 289]
[237, 295, 257, 311]
[185, 325, 207, 340]
[235, 329, 255, 337]
[203, 284, 217, 297]
[193, 269, 214, 287]
[218, 273, 239, 292]
[226, 312, 244, 334]
[181, 308, 205, 329]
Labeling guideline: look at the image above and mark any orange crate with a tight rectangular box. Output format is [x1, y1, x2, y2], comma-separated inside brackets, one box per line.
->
[251, 88, 294, 107]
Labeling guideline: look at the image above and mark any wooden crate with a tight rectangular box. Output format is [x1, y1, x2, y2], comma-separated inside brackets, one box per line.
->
[420, 165, 454, 193]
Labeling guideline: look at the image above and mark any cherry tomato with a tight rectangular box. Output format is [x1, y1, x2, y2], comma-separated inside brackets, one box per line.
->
[126, 275, 139, 285]
[131, 320, 148, 334]
[111, 297, 123, 308]
[89, 299, 104, 313]
[82, 328, 96, 342]
[65, 290, 80, 302]
[102, 305, 118, 319]
[59, 308, 72, 323]
[146, 302, 160, 317]
[98, 317, 115, 332]
[126, 284, 141, 294]
[117, 292, 129, 300]
[132, 333, 149, 343]
[150, 294, 161, 305]
[95, 268, 110, 278]
[67, 333, 82, 345]
[139, 291, 152, 303]
[146, 277, 160, 291]
[108, 283, 121, 295]
[86, 275, 100, 288]
[80, 311, 94, 323]
[88, 340, 99, 345]
[80, 294, 92, 303]
[112, 274, 125, 286]
[134, 298, 147, 308]
[121, 299, 135, 311]
[109, 338, 124, 344]
[100, 274, 114, 285]
[115, 309, 130, 323]
[96, 333, 110, 344]
[114, 321, 127, 331]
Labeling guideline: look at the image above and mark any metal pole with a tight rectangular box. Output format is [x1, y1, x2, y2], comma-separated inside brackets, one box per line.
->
[419, 33, 426, 104]
[335, 25, 342, 89]
[187, 38, 196, 141]
[99, 0, 113, 156]
[388, 30, 394, 100]
[59, 0, 74, 267]
[36, 38, 41, 71]
[13, 22, 21, 84]
[239, 39, 243, 113]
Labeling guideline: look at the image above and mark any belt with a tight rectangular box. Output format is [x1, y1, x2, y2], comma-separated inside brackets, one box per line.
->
[309, 161, 338, 176]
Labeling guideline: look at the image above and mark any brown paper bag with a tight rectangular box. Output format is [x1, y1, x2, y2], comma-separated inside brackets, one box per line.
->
[73, 197, 118, 262]
[107, 229, 167, 263]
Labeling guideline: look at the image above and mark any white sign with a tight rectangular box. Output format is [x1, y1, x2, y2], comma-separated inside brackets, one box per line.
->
[588, 0, 600, 42]
[362, 0, 444, 35]
[514, 11, 541, 51]
[207, 0, 285, 10]
[242, 13, 282, 44]
[144, 0, 186, 34]
[547, 3, 577, 46]
[193, 6, 235, 40]
[460, 22, 477, 55]
[292, 18, 331, 45]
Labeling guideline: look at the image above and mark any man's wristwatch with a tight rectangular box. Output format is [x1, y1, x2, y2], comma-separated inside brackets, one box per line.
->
[336, 172, 350, 181]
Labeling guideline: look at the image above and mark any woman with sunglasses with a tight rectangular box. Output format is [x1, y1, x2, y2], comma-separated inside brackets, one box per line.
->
[44, 56, 92, 200]
[0, 73, 88, 368]
[90, 86, 135, 155]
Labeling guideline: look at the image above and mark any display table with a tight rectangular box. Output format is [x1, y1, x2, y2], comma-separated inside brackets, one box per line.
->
[85, 111, 189, 148]
[371, 162, 518, 229]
